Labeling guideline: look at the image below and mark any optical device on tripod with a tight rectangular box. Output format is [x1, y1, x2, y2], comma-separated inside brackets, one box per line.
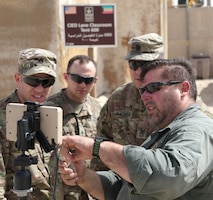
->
[6, 101, 62, 199]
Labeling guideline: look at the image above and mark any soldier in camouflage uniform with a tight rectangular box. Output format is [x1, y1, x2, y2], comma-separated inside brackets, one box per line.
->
[0, 48, 57, 199]
[44, 55, 101, 200]
[97, 33, 213, 148]
[96, 33, 163, 146]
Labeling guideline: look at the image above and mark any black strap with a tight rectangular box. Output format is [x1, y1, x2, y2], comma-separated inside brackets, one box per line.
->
[70, 113, 80, 135]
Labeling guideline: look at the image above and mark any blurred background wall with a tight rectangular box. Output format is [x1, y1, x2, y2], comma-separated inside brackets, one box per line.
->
[0, 0, 162, 98]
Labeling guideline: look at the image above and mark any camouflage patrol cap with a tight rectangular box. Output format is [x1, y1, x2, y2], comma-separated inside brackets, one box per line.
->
[18, 48, 57, 78]
[125, 33, 163, 61]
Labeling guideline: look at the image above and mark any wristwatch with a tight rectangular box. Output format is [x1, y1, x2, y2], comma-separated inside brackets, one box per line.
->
[93, 136, 107, 158]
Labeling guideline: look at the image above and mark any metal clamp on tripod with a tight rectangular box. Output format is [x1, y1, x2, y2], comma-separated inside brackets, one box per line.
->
[13, 101, 55, 199]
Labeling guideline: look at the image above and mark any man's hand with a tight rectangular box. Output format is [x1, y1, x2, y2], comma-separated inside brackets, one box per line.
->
[58, 161, 78, 186]
[59, 160, 87, 186]
[60, 135, 94, 163]
[60, 135, 130, 183]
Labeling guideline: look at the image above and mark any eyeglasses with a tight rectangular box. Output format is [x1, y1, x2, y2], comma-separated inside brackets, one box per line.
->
[67, 73, 96, 85]
[139, 81, 182, 95]
[128, 60, 148, 71]
[23, 76, 55, 88]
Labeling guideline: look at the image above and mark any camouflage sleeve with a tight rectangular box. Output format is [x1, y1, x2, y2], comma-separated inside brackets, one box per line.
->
[0, 141, 6, 199]
[0, 110, 7, 199]
[95, 101, 114, 171]
[96, 101, 114, 140]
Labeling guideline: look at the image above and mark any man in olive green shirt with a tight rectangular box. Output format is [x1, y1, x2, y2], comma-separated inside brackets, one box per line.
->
[59, 58, 213, 200]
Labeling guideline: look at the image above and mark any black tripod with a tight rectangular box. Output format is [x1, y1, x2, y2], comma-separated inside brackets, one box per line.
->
[13, 102, 55, 200]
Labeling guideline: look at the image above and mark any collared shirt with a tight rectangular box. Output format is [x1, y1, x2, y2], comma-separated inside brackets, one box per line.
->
[98, 104, 213, 200]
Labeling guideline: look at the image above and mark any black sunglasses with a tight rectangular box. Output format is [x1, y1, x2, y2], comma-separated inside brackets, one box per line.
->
[67, 73, 96, 85]
[23, 76, 55, 88]
[128, 60, 149, 71]
[139, 81, 182, 95]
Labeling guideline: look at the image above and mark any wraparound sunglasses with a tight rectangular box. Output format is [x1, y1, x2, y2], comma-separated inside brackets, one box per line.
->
[128, 60, 149, 71]
[67, 73, 96, 85]
[139, 81, 182, 95]
[23, 76, 55, 88]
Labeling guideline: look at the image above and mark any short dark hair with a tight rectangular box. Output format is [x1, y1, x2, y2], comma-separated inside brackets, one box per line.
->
[66, 55, 97, 73]
[140, 58, 197, 100]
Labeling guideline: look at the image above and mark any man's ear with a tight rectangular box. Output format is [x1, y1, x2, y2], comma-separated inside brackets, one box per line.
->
[64, 72, 68, 81]
[181, 81, 190, 93]
[14, 73, 21, 84]
[180, 81, 190, 99]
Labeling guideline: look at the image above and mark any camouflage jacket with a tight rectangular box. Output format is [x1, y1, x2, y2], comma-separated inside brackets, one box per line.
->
[0, 90, 51, 200]
[97, 82, 154, 145]
[44, 89, 101, 200]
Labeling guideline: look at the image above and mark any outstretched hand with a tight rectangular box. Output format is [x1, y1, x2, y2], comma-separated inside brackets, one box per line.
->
[60, 135, 94, 163]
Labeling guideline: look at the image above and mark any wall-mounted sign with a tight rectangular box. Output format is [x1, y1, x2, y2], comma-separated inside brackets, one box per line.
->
[63, 4, 117, 47]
